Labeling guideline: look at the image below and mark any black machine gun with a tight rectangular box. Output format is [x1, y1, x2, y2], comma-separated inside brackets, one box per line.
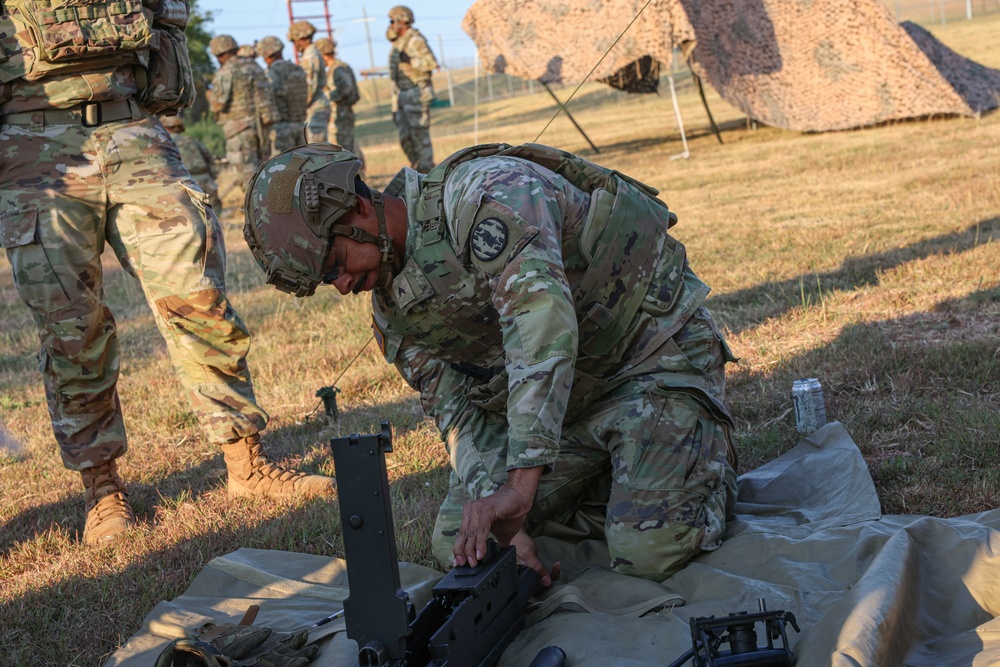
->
[330, 422, 550, 667]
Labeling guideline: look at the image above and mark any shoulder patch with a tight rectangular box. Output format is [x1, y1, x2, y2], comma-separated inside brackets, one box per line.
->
[471, 217, 508, 262]
[463, 195, 534, 274]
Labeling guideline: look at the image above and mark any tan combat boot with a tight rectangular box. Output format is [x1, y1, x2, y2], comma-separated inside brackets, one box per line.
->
[81, 460, 136, 544]
[221, 434, 335, 497]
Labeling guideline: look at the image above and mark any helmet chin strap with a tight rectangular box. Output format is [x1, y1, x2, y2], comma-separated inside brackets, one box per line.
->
[326, 191, 395, 289]
[371, 191, 395, 289]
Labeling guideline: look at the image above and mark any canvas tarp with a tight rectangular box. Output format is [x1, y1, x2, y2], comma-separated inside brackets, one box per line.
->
[462, 0, 1000, 131]
[106, 422, 1000, 666]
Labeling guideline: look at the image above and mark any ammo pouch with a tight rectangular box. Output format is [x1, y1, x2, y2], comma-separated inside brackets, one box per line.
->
[139, 24, 195, 114]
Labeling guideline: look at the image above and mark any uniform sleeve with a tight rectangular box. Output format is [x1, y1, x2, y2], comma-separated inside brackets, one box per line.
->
[448, 160, 579, 473]
[329, 64, 354, 105]
[393, 338, 506, 500]
[209, 69, 231, 114]
[407, 34, 439, 74]
[302, 50, 323, 102]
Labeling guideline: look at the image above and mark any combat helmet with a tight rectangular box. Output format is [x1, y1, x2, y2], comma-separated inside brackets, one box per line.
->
[388, 5, 414, 24]
[209, 34, 238, 57]
[243, 145, 393, 298]
[256, 35, 284, 58]
[160, 115, 185, 132]
[288, 20, 317, 41]
[314, 37, 336, 56]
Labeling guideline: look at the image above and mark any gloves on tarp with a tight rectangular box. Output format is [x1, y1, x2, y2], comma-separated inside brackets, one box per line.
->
[153, 604, 319, 667]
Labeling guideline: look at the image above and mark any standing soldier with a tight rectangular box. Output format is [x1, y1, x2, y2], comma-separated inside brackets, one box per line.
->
[0, 4, 334, 544]
[209, 34, 279, 206]
[161, 115, 222, 210]
[315, 37, 365, 169]
[287, 21, 331, 144]
[386, 5, 438, 173]
[256, 35, 309, 155]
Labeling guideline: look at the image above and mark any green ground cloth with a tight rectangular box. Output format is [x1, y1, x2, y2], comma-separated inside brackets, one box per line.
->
[106, 422, 1000, 666]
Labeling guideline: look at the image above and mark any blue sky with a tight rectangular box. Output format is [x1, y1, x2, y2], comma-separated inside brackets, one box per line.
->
[198, 0, 480, 71]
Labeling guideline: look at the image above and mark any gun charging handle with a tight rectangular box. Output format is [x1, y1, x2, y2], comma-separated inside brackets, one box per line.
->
[529, 646, 567, 667]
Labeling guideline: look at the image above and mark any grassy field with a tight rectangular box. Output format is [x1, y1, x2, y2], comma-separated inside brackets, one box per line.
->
[2, 14, 1000, 665]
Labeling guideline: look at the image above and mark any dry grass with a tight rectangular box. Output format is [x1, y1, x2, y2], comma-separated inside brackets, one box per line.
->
[2, 15, 1000, 666]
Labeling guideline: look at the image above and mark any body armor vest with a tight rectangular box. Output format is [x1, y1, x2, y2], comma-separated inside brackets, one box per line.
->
[375, 143, 688, 373]
[216, 59, 275, 134]
[270, 59, 308, 123]
[0, 0, 153, 83]
[389, 28, 432, 90]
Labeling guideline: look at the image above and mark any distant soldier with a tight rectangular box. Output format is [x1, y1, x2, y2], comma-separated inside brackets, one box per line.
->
[386, 5, 438, 173]
[236, 44, 258, 60]
[315, 37, 365, 169]
[256, 35, 309, 155]
[161, 115, 222, 210]
[208, 34, 279, 204]
[287, 20, 331, 143]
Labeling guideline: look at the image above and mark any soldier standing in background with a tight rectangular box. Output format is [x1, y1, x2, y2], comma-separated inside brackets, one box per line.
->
[161, 115, 222, 210]
[208, 34, 278, 206]
[315, 37, 365, 170]
[287, 21, 331, 144]
[236, 44, 258, 60]
[386, 5, 438, 173]
[0, 4, 334, 545]
[256, 35, 309, 155]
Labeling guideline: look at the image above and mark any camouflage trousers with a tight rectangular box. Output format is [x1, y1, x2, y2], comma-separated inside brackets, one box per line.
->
[271, 121, 306, 156]
[304, 100, 330, 144]
[225, 127, 267, 181]
[330, 108, 364, 171]
[0, 111, 268, 471]
[394, 85, 434, 173]
[432, 310, 738, 581]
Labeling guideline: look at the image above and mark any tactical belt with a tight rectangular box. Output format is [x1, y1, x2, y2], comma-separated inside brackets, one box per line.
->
[0, 98, 143, 130]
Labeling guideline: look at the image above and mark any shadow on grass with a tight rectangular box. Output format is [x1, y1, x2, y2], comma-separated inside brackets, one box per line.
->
[730, 286, 1000, 516]
[0, 397, 441, 555]
[0, 413, 449, 665]
[710, 215, 1000, 334]
[4, 283, 998, 664]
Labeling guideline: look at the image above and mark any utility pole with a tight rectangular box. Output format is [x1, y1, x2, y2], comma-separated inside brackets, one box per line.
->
[358, 6, 380, 107]
[438, 34, 454, 107]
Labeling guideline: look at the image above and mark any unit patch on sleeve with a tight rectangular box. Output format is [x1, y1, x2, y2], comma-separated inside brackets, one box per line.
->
[471, 217, 508, 262]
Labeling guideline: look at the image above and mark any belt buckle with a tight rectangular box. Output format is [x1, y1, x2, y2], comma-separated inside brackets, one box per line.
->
[81, 101, 102, 127]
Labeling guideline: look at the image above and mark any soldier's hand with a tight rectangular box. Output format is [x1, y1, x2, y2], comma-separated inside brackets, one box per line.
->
[511, 529, 561, 588]
[453, 466, 543, 568]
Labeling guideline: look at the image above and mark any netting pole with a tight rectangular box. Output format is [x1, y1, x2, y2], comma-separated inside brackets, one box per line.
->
[667, 74, 689, 160]
[474, 46, 480, 144]
[540, 82, 600, 153]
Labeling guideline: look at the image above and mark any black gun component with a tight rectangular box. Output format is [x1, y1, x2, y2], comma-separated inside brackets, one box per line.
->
[330, 422, 540, 667]
[669, 598, 800, 667]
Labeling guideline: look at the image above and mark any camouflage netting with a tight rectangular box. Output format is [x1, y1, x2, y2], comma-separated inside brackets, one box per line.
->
[462, 0, 1000, 132]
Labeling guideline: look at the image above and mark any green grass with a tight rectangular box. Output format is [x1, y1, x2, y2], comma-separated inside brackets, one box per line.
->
[2, 14, 1000, 666]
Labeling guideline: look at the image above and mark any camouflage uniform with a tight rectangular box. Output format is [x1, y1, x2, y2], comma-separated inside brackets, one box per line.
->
[370, 145, 738, 580]
[209, 57, 277, 182]
[326, 58, 362, 160]
[163, 119, 222, 210]
[0, 22, 268, 472]
[298, 44, 330, 144]
[388, 27, 438, 173]
[266, 59, 309, 154]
